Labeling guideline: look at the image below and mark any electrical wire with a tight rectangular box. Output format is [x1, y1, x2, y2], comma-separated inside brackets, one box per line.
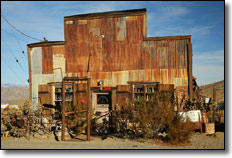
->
[2, 37, 17, 60]
[2, 38, 28, 76]
[1, 28, 29, 43]
[2, 60, 27, 85]
[3, 28, 25, 57]
[1, 13, 43, 42]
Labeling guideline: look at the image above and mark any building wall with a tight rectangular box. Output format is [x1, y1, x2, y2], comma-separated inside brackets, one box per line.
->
[27, 10, 192, 109]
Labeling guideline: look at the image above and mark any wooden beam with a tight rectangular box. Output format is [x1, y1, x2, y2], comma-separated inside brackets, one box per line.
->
[188, 43, 193, 99]
[61, 80, 66, 141]
[87, 78, 91, 141]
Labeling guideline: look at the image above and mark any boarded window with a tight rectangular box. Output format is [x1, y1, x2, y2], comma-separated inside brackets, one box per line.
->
[38, 85, 52, 104]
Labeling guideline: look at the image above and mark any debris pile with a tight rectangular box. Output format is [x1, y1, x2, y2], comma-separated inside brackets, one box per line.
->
[179, 95, 212, 111]
[1, 101, 56, 139]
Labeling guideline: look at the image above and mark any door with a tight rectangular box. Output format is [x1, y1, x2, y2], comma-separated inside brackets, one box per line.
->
[92, 92, 112, 123]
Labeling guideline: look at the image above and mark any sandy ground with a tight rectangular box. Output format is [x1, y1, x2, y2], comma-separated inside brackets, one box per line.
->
[1, 132, 224, 149]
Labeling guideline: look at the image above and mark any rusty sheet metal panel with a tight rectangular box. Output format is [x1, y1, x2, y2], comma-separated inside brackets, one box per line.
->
[38, 85, 51, 104]
[115, 17, 127, 41]
[31, 47, 42, 75]
[168, 40, 176, 69]
[52, 45, 65, 54]
[160, 69, 169, 84]
[157, 84, 174, 92]
[42, 46, 53, 74]
[65, 68, 188, 88]
[65, 19, 77, 45]
[129, 44, 142, 70]
[65, 45, 77, 72]
[56, 12, 190, 77]
[116, 85, 131, 92]
[141, 39, 188, 70]
[31, 73, 58, 109]
[53, 54, 65, 73]
[38, 93, 51, 105]
[77, 19, 88, 43]
[126, 16, 143, 44]
[65, 16, 89, 73]
[174, 78, 188, 87]
[117, 42, 129, 70]
[78, 83, 87, 91]
[101, 18, 115, 72]
[88, 19, 101, 72]
[116, 93, 130, 109]
[52, 45, 66, 74]
[65, 15, 145, 73]
[142, 41, 154, 69]
[30, 47, 42, 110]
[38, 85, 50, 92]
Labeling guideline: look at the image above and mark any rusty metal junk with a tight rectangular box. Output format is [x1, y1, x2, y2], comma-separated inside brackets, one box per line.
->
[1, 101, 60, 140]
[1, 86, 223, 141]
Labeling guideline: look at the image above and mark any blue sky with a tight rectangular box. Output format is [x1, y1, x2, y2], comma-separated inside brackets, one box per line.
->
[1, 1, 224, 86]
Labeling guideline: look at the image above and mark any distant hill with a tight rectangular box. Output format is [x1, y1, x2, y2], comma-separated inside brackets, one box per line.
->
[1, 85, 29, 105]
[199, 80, 224, 103]
[1, 83, 25, 88]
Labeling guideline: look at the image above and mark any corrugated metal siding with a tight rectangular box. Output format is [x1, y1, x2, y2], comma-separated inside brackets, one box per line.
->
[31, 47, 42, 74]
[42, 46, 53, 74]
[65, 69, 187, 88]
[64, 14, 189, 74]
[30, 47, 42, 109]
[38, 85, 52, 104]
[28, 12, 192, 108]
[64, 15, 144, 73]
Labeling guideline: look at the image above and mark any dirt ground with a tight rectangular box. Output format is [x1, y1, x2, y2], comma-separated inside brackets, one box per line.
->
[1, 132, 224, 149]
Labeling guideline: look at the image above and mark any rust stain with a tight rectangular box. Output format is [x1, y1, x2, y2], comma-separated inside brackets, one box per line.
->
[42, 46, 53, 74]
[28, 9, 193, 105]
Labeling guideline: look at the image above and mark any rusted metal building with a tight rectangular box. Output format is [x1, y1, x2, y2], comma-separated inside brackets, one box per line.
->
[27, 8, 193, 114]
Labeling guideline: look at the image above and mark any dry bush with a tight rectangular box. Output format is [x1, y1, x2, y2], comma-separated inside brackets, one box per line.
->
[65, 101, 86, 135]
[124, 91, 194, 144]
[167, 115, 194, 144]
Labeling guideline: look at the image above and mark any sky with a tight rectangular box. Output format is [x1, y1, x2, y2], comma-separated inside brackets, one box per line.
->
[1, 1, 224, 86]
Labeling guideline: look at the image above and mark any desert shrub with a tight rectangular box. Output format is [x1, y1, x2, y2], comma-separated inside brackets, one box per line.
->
[167, 115, 194, 144]
[65, 101, 87, 135]
[124, 90, 194, 144]
[217, 102, 224, 111]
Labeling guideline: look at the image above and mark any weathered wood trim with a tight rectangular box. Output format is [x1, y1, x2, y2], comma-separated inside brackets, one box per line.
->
[27, 47, 32, 104]
[27, 41, 65, 48]
[187, 43, 193, 99]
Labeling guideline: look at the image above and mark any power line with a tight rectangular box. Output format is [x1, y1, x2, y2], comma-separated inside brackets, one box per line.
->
[1, 13, 43, 42]
[2, 37, 17, 60]
[2, 38, 28, 76]
[2, 28, 29, 43]
[2, 60, 26, 85]
[3, 27, 25, 56]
